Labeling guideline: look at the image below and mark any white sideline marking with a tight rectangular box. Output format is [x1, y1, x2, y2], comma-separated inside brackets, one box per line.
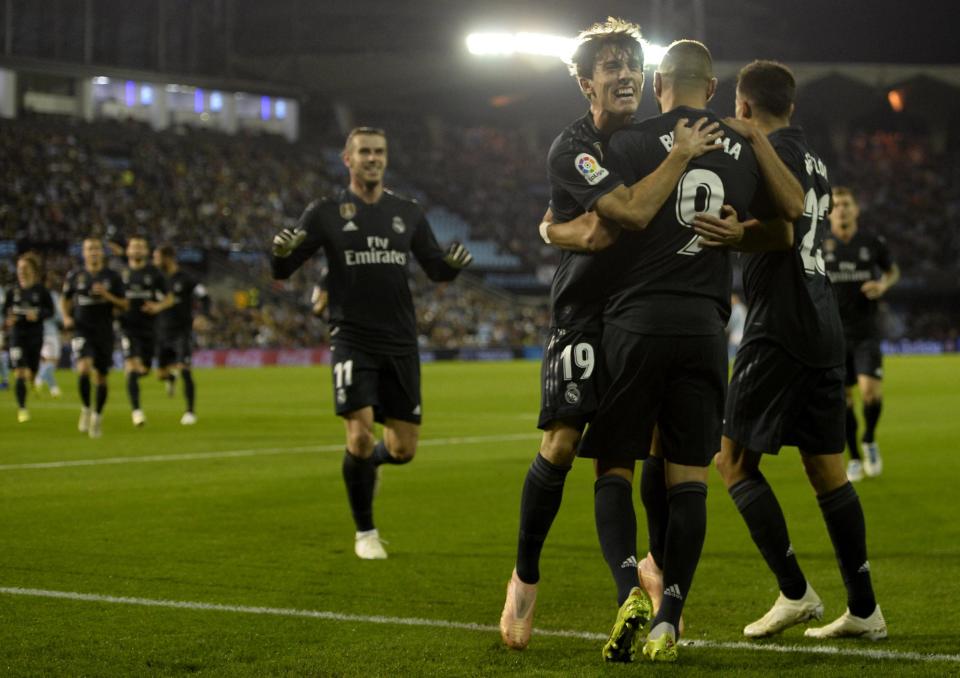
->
[0, 433, 541, 472]
[1, 587, 958, 665]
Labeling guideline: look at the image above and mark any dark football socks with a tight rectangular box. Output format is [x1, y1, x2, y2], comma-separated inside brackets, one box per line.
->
[126, 372, 141, 410]
[371, 440, 411, 466]
[182, 369, 195, 412]
[95, 384, 108, 414]
[15, 377, 26, 408]
[818, 482, 876, 618]
[342, 450, 376, 532]
[845, 406, 860, 459]
[594, 474, 639, 605]
[653, 481, 708, 635]
[729, 474, 807, 599]
[640, 455, 669, 568]
[862, 399, 882, 444]
[79, 374, 91, 407]
[515, 453, 571, 584]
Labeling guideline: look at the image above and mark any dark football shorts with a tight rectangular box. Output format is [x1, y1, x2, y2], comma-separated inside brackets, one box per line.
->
[578, 325, 727, 467]
[157, 329, 193, 368]
[10, 334, 43, 374]
[844, 337, 883, 385]
[725, 340, 845, 455]
[329, 342, 422, 425]
[537, 326, 602, 430]
[121, 330, 155, 366]
[71, 330, 114, 374]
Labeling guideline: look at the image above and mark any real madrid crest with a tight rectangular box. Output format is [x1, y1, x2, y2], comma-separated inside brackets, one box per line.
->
[859, 247, 870, 261]
[340, 202, 357, 220]
[564, 382, 580, 404]
[392, 216, 406, 234]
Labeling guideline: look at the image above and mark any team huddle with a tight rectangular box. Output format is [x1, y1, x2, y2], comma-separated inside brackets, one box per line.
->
[4, 14, 899, 668]
[3, 238, 208, 434]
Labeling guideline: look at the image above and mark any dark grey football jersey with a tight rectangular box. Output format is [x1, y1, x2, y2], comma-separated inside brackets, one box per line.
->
[545, 112, 626, 329]
[824, 229, 894, 341]
[272, 187, 462, 355]
[603, 106, 773, 335]
[739, 126, 845, 367]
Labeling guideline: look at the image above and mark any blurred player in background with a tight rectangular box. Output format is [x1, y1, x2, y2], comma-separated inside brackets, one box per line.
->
[0, 286, 8, 392]
[35, 270, 63, 397]
[154, 245, 210, 425]
[699, 61, 886, 642]
[271, 127, 472, 560]
[824, 188, 899, 480]
[121, 236, 171, 427]
[62, 238, 126, 438]
[500, 20, 724, 660]
[3, 253, 54, 422]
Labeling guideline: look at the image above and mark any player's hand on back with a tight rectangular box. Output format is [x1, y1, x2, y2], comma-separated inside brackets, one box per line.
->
[672, 117, 724, 161]
[272, 228, 307, 257]
[584, 213, 621, 251]
[443, 242, 473, 269]
[721, 117, 759, 142]
[692, 204, 749, 248]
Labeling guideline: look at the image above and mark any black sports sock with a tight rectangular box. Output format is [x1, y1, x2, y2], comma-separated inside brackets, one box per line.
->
[640, 455, 669, 569]
[79, 374, 91, 407]
[862, 399, 882, 444]
[15, 377, 27, 408]
[342, 450, 376, 532]
[845, 406, 860, 459]
[182, 369, 195, 412]
[126, 372, 141, 410]
[818, 482, 876, 618]
[95, 383, 108, 413]
[729, 474, 807, 599]
[371, 440, 411, 466]
[653, 482, 708, 635]
[515, 453, 571, 584]
[594, 475, 639, 606]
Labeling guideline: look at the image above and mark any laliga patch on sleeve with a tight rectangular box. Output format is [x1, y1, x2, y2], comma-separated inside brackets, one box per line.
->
[575, 153, 610, 185]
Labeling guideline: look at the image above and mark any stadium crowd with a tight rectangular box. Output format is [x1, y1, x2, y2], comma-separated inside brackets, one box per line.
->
[2, 114, 959, 349]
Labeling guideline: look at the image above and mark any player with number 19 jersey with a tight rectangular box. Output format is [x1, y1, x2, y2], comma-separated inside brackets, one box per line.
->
[538, 112, 624, 429]
[579, 106, 769, 465]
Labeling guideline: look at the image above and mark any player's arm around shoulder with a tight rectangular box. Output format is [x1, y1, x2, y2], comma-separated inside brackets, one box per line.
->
[270, 199, 326, 280]
[538, 207, 620, 253]
[724, 117, 804, 222]
[595, 117, 725, 231]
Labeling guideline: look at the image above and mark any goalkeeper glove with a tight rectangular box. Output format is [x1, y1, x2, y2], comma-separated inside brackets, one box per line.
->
[272, 228, 306, 257]
[443, 241, 473, 269]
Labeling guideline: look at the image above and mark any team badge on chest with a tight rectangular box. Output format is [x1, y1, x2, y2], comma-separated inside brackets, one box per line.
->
[392, 216, 406, 234]
[340, 203, 357, 220]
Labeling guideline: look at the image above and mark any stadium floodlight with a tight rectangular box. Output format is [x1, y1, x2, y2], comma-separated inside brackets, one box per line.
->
[467, 32, 667, 68]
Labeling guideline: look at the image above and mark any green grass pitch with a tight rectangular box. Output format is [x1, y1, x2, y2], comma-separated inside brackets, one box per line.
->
[2, 355, 959, 676]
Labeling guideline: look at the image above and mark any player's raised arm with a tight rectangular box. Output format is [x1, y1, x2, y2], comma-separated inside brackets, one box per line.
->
[270, 202, 323, 280]
[410, 213, 472, 282]
[723, 117, 804, 221]
[595, 117, 724, 231]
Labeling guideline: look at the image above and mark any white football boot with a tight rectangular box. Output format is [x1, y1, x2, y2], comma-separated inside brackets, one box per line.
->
[862, 443, 883, 477]
[78, 407, 91, 433]
[180, 412, 197, 425]
[500, 568, 538, 650]
[132, 409, 146, 427]
[805, 605, 887, 640]
[354, 529, 388, 560]
[88, 413, 103, 439]
[744, 582, 824, 638]
[846, 459, 864, 482]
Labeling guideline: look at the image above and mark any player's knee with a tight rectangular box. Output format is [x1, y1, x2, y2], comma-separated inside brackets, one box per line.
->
[346, 429, 376, 457]
[539, 426, 579, 466]
[389, 440, 417, 462]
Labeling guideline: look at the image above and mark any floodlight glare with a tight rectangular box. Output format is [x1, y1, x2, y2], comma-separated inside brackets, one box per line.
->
[466, 32, 666, 68]
[466, 32, 575, 60]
